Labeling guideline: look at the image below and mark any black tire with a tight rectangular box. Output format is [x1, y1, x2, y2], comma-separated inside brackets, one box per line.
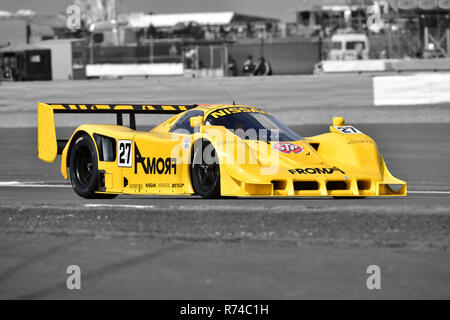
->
[69, 133, 117, 199]
[191, 139, 221, 198]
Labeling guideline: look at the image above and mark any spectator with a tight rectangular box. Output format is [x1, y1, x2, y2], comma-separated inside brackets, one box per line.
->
[136, 28, 145, 45]
[379, 49, 387, 59]
[204, 23, 214, 40]
[242, 54, 255, 76]
[247, 22, 254, 38]
[147, 24, 156, 39]
[219, 26, 227, 39]
[169, 44, 178, 56]
[227, 55, 237, 76]
[185, 48, 197, 69]
[415, 49, 423, 59]
[355, 43, 364, 60]
[0, 64, 12, 81]
[313, 61, 323, 75]
[253, 57, 273, 76]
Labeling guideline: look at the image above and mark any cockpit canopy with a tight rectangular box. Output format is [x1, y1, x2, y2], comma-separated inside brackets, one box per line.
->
[205, 107, 302, 142]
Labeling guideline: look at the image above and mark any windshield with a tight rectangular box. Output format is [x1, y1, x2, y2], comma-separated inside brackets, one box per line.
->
[205, 108, 302, 142]
[331, 41, 342, 50]
[346, 41, 365, 50]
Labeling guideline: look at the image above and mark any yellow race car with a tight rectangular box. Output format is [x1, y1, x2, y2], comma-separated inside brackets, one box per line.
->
[38, 102, 406, 199]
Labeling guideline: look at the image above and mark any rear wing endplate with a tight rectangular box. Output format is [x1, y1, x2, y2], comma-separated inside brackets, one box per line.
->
[37, 102, 197, 163]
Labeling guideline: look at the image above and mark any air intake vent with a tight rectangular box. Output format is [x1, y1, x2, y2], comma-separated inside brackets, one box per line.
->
[326, 181, 348, 190]
[294, 181, 319, 190]
[309, 143, 319, 151]
[272, 180, 287, 190]
[357, 180, 371, 190]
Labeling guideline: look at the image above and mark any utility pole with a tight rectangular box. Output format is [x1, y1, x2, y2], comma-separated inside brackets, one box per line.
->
[26, 22, 31, 44]
[387, 23, 393, 58]
[447, 28, 450, 57]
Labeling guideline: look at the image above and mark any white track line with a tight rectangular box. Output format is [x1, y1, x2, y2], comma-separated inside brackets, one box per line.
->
[408, 191, 450, 194]
[0, 181, 71, 188]
[85, 204, 155, 209]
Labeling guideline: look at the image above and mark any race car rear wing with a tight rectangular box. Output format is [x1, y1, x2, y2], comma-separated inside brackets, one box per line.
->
[37, 102, 197, 163]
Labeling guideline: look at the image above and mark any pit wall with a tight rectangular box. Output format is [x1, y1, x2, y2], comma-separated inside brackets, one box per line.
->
[321, 59, 450, 106]
[373, 73, 450, 106]
[86, 63, 184, 77]
[322, 58, 450, 74]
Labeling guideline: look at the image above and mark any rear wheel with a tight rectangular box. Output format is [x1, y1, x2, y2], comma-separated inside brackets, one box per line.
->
[191, 139, 221, 198]
[69, 133, 117, 199]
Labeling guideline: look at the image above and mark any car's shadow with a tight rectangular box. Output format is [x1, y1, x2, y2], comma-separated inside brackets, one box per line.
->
[114, 195, 387, 201]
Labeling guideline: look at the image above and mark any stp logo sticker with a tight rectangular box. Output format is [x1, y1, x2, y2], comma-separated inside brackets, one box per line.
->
[273, 143, 303, 154]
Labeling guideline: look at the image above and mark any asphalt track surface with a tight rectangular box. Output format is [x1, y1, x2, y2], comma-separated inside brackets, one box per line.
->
[2, 76, 450, 127]
[0, 123, 449, 299]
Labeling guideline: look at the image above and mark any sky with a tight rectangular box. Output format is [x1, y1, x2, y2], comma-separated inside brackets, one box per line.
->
[0, 0, 305, 22]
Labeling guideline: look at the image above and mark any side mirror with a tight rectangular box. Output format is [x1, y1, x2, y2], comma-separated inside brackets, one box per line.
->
[332, 117, 345, 126]
[190, 116, 204, 128]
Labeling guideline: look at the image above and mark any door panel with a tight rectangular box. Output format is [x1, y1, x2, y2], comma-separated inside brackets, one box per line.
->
[121, 131, 194, 195]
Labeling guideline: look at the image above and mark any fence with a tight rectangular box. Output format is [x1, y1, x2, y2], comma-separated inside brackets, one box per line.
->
[82, 38, 320, 77]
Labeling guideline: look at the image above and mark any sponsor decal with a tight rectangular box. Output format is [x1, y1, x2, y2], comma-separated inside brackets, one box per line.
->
[184, 137, 190, 150]
[333, 126, 363, 134]
[288, 167, 346, 174]
[347, 139, 373, 145]
[135, 144, 177, 175]
[129, 183, 143, 191]
[172, 183, 184, 188]
[145, 183, 156, 188]
[209, 107, 268, 119]
[158, 183, 170, 188]
[273, 142, 303, 154]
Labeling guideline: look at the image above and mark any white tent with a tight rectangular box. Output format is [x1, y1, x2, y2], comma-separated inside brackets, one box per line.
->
[0, 10, 12, 17]
[127, 11, 278, 28]
[128, 12, 235, 28]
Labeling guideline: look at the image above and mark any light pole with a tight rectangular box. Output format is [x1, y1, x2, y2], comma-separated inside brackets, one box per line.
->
[89, 23, 96, 64]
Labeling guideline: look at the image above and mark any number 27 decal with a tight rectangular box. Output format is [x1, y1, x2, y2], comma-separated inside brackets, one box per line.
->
[333, 126, 363, 134]
[118, 140, 132, 167]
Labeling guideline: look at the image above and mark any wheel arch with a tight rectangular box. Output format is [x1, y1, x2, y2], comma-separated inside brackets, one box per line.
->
[312, 131, 382, 174]
[61, 130, 95, 179]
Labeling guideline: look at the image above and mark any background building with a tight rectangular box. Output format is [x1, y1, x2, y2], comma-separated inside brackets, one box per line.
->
[294, 0, 450, 59]
[125, 11, 281, 43]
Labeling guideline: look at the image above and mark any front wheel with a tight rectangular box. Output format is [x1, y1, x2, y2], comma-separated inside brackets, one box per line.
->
[191, 139, 221, 198]
[69, 133, 117, 199]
